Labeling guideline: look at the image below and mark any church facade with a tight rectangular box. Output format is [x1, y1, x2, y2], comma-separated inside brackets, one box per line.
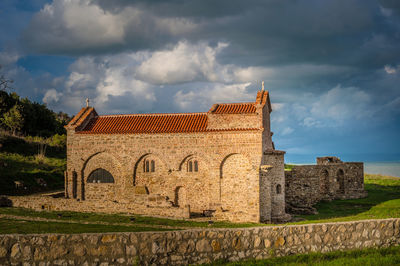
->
[64, 89, 291, 223]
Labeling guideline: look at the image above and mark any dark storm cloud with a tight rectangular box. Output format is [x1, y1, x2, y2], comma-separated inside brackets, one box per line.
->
[22, 0, 400, 70]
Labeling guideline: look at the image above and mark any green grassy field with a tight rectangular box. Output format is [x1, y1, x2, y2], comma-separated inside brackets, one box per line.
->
[0, 218, 171, 234]
[0, 134, 65, 195]
[288, 174, 400, 225]
[208, 246, 400, 266]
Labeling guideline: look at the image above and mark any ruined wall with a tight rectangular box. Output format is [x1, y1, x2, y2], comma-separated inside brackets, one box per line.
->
[1, 218, 399, 265]
[285, 161, 367, 213]
[8, 195, 190, 219]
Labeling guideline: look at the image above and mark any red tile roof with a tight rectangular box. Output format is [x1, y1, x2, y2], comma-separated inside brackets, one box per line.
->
[65, 107, 97, 128]
[77, 112, 260, 134]
[209, 103, 257, 114]
[74, 90, 271, 134]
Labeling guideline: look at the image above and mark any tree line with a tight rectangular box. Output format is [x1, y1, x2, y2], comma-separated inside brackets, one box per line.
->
[0, 67, 70, 137]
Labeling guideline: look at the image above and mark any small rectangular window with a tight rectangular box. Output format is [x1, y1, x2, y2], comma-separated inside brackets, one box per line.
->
[146, 160, 150, 172]
[194, 161, 198, 172]
[151, 160, 155, 172]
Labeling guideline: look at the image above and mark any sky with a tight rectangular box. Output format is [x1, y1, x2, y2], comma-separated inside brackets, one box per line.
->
[0, 0, 399, 163]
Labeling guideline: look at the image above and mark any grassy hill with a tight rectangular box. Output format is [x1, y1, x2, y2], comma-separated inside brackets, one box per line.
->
[0, 133, 66, 195]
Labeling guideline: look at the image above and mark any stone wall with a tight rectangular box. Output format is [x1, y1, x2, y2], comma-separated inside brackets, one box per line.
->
[285, 160, 367, 214]
[65, 130, 267, 222]
[8, 195, 190, 219]
[261, 150, 290, 223]
[0, 218, 399, 265]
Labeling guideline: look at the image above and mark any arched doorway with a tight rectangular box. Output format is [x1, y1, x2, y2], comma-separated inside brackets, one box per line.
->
[72, 171, 77, 199]
[337, 169, 345, 193]
[320, 169, 329, 195]
[174, 186, 187, 207]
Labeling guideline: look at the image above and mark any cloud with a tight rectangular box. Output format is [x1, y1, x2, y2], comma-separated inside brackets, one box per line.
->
[384, 65, 397, 74]
[0, 51, 20, 67]
[281, 127, 294, 136]
[43, 89, 62, 104]
[22, 0, 199, 55]
[136, 41, 231, 84]
[174, 82, 253, 111]
[310, 85, 373, 123]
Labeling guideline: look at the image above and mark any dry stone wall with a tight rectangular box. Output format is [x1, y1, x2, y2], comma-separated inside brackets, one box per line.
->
[0, 218, 399, 265]
[285, 161, 367, 214]
[8, 195, 190, 219]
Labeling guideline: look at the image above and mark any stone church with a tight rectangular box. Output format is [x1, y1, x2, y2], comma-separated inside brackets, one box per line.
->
[63, 88, 366, 223]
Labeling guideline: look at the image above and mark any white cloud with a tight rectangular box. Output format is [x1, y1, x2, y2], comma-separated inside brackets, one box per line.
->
[43, 89, 62, 104]
[174, 82, 253, 111]
[310, 85, 372, 123]
[281, 127, 294, 135]
[136, 41, 231, 85]
[0, 51, 19, 67]
[384, 65, 397, 74]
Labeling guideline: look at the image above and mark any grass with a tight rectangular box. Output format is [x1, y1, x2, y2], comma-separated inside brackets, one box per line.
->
[0, 218, 170, 234]
[289, 174, 400, 225]
[208, 246, 400, 265]
[0, 133, 66, 195]
[284, 164, 295, 171]
[0, 207, 261, 231]
[0, 173, 399, 234]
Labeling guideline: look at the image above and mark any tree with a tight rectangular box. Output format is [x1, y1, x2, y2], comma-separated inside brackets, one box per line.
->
[0, 65, 13, 92]
[1, 104, 24, 135]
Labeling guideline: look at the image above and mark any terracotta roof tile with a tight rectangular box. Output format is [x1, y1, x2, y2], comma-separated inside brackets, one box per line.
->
[209, 103, 257, 114]
[78, 113, 207, 134]
[77, 112, 259, 134]
[66, 107, 87, 127]
[65, 107, 97, 128]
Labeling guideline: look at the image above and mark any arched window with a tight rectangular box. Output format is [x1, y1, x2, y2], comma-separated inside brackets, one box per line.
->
[87, 168, 114, 183]
[144, 159, 155, 172]
[187, 160, 199, 172]
[276, 184, 282, 194]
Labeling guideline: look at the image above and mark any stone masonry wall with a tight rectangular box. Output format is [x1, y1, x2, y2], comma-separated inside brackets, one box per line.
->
[285, 162, 367, 213]
[66, 130, 266, 223]
[8, 195, 190, 219]
[261, 150, 290, 223]
[0, 218, 399, 265]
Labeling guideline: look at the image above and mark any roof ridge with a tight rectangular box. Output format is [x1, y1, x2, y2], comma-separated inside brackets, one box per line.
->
[215, 102, 255, 105]
[99, 112, 208, 118]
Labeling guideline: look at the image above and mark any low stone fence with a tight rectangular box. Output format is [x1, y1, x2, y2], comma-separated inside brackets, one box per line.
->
[7, 195, 190, 220]
[0, 218, 399, 265]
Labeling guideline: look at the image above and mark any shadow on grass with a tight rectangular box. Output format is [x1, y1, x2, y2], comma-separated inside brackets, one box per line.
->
[297, 180, 400, 221]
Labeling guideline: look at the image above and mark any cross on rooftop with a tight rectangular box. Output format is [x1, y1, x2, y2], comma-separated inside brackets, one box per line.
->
[262, 81, 264, 91]
[85, 98, 89, 107]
